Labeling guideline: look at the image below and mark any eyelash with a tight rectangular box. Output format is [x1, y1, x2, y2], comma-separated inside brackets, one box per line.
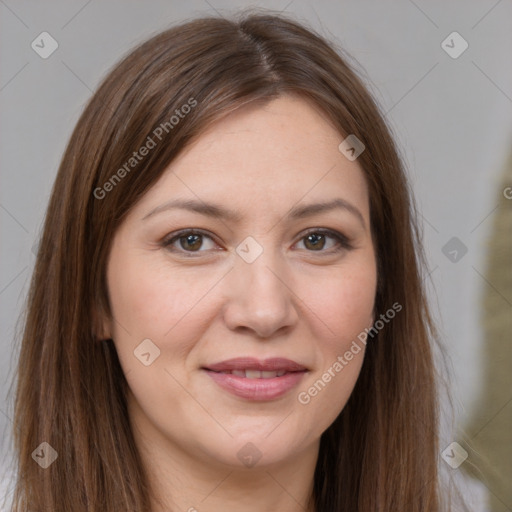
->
[161, 228, 353, 258]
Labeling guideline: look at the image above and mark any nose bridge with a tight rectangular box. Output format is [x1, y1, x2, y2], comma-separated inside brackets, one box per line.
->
[241, 249, 284, 298]
[222, 240, 298, 337]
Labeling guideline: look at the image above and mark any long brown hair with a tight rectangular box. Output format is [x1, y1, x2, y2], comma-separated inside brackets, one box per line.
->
[10, 12, 449, 511]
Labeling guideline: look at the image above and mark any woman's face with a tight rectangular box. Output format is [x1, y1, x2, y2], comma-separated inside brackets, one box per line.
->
[103, 95, 377, 469]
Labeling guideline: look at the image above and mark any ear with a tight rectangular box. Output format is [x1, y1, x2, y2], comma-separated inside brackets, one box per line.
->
[92, 306, 112, 341]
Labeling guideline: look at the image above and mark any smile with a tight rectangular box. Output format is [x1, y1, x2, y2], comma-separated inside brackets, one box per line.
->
[202, 357, 308, 400]
[210, 369, 288, 378]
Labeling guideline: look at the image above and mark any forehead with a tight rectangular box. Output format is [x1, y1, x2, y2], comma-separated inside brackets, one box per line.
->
[134, 95, 370, 222]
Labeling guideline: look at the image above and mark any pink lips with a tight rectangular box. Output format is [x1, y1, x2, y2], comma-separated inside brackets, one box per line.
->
[203, 357, 308, 401]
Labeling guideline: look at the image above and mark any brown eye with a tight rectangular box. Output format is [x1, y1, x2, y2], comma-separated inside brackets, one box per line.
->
[296, 229, 351, 253]
[303, 232, 327, 251]
[163, 230, 218, 255]
[179, 233, 203, 251]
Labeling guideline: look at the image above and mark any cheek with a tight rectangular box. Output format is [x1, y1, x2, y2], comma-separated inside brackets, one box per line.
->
[106, 252, 226, 373]
[293, 256, 376, 418]
[298, 257, 377, 347]
[108, 253, 207, 337]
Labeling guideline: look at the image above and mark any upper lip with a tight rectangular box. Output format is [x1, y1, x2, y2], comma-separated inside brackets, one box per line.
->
[203, 357, 307, 372]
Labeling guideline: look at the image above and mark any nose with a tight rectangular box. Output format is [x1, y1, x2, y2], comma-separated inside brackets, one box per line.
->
[222, 249, 299, 339]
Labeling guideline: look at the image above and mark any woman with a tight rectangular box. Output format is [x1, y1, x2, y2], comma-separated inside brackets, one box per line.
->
[10, 12, 462, 511]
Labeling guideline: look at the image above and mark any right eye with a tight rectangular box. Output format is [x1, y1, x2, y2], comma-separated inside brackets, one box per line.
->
[162, 229, 220, 256]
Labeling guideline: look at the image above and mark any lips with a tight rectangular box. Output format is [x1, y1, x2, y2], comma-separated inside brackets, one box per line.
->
[203, 357, 307, 375]
[221, 369, 287, 378]
[202, 357, 308, 400]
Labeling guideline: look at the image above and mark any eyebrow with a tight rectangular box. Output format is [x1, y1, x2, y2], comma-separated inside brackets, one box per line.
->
[142, 197, 366, 228]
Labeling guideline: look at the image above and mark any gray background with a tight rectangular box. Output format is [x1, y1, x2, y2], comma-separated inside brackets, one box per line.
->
[1, 0, 511, 510]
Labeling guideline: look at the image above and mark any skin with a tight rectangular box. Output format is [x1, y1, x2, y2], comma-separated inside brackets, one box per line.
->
[101, 95, 377, 512]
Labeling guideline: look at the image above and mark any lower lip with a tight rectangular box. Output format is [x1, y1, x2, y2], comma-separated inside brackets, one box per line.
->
[204, 370, 306, 401]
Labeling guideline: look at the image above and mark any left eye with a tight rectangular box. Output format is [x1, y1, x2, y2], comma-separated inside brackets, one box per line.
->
[295, 230, 344, 251]
[162, 229, 351, 256]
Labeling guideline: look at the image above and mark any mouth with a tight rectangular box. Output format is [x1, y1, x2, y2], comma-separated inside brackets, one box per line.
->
[202, 357, 308, 400]
[206, 369, 290, 378]
[203, 356, 307, 374]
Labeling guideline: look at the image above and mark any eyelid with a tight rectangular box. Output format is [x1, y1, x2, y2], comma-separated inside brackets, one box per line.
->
[297, 227, 353, 249]
[161, 227, 353, 256]
[161, 228, 220, 253]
